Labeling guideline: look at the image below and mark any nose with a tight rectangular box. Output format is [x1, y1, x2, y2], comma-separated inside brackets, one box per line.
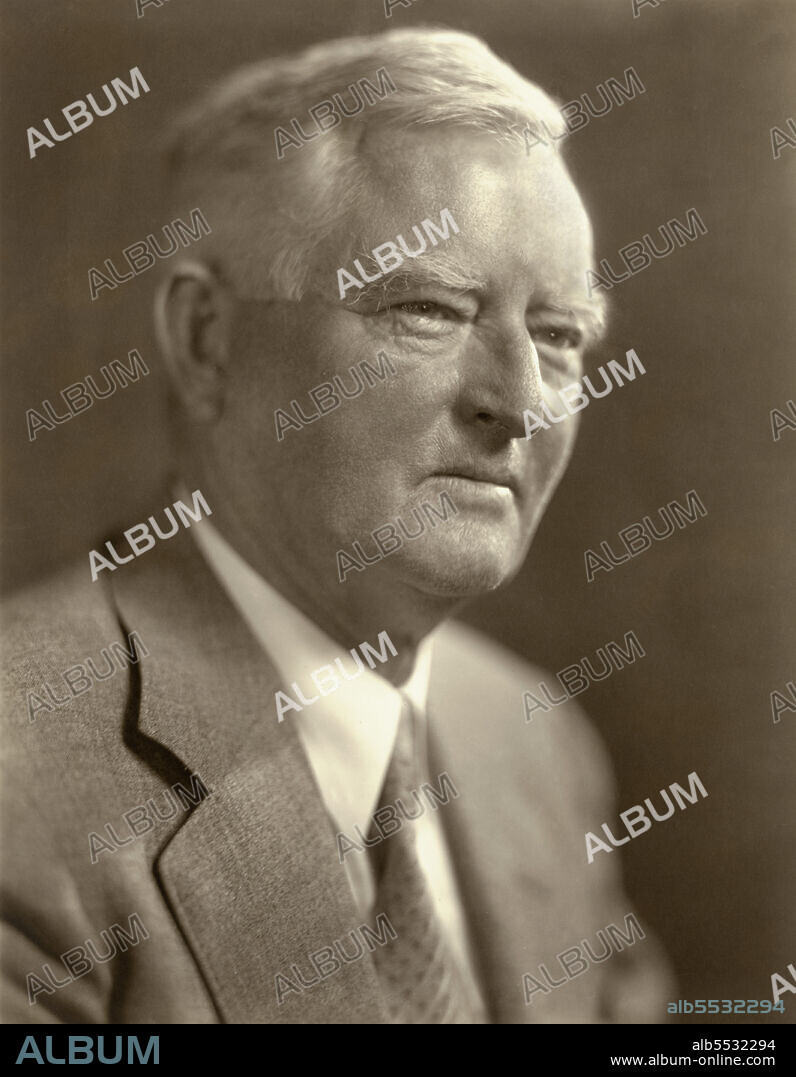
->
[454, 321, 544, 440]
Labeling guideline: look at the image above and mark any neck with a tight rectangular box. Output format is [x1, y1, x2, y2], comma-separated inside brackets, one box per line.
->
[176, 469, 465, 688]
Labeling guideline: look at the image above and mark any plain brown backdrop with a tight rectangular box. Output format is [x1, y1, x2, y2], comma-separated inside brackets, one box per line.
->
[2, 0, 794, 1021]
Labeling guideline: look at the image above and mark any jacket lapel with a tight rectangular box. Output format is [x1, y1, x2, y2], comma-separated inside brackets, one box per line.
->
[110, 527, 388, 1023]
[427, 627, 597, 1024]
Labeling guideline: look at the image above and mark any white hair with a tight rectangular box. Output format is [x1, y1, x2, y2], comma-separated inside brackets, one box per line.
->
[162, 28, 569, 300]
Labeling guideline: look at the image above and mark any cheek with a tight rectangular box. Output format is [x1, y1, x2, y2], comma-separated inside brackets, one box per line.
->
[538, 378, 582, 459]
[522, 411, 578, 500]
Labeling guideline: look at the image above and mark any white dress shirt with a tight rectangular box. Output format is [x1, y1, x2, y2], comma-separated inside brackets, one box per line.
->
[187, 514, 487, 1019]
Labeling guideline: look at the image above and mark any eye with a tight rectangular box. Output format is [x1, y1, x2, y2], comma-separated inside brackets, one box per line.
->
[394, 301, 452, 320]
[529, 322, 583, 380]
[530, 324, 583, 350]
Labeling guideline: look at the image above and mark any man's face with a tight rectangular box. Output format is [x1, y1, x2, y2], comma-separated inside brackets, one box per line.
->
[214, 126, 596, 600]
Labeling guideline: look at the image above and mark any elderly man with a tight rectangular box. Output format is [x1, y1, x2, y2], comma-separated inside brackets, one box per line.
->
[2, 28, 671, 1024]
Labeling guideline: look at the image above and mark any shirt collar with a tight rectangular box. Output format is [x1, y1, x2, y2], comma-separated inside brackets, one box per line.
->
[186, 509, 433, 835]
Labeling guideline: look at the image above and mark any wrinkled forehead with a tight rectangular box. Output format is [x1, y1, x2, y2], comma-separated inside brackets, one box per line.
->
[315, 124, 596, 307]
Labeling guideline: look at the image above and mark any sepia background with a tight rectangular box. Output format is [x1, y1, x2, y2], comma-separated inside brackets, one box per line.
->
[2, 0, 794, 1022]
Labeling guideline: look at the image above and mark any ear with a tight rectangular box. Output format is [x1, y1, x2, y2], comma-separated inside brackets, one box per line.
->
[154, 260, 235, 423]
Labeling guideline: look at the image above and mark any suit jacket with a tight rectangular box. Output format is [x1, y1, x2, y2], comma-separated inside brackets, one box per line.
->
[1, 524, 672, 1024]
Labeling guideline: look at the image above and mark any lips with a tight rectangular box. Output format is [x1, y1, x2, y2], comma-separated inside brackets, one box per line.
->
[431, 468, 518, 493]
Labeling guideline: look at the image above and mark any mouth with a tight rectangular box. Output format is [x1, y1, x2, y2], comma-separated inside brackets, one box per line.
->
[429, 469, 518, 494]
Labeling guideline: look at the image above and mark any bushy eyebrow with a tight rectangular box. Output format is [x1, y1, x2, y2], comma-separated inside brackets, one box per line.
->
[540, 293, 610, 348]
[344, 257, 489, 308]
[340, 256, 610, 347]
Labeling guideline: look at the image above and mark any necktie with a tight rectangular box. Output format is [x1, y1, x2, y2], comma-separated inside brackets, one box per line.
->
[366, 698, 476, 1024]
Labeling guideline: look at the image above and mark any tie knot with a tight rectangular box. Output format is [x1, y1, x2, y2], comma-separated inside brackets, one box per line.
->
[382, 695, 421, 802]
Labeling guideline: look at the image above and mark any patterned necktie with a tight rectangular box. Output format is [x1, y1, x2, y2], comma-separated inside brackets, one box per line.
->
[366, 698, 477, 1024]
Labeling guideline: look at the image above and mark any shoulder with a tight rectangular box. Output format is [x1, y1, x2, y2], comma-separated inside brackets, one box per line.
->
[1, 560, 156, 876]
[1, 559, 133, 745]
[429, 619, 616, 815]
[3, 559, 120, 661]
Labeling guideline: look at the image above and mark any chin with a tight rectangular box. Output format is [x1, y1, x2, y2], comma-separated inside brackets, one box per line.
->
[395, 536, 525, 598]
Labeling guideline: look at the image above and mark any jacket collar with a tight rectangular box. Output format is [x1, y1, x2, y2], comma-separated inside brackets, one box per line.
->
[110, 525, 389, 1023]
[426, 627, 608, 1024]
